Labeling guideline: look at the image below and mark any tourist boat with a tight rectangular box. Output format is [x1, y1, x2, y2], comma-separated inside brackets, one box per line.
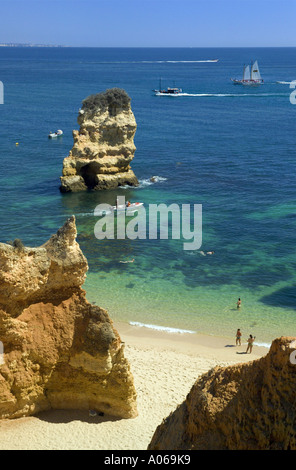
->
[153, 79, 183, 96]
[48, 129, 63, 138]
[154, 87, 183, 96]
[112, 202, 144, 212]
[231, 60, 263, 86]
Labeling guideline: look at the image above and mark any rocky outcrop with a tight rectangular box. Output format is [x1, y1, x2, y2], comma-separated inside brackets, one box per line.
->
[60, 88, 139, 192]
[148, 337, 296, 450]
[0, 217, 137, 419]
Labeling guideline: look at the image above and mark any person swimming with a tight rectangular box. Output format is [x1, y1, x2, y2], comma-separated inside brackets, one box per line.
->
[198, 251, 214, 256]
[119, 259, 135, 263]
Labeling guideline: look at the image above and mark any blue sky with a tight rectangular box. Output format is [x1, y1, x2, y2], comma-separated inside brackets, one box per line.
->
[0, 0, 295, 47]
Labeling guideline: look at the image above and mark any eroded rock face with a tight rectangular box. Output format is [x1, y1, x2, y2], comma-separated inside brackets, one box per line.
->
[148, 337, 296, 450]
[0, 217, 137, 419]
[60, 88, 139, 192]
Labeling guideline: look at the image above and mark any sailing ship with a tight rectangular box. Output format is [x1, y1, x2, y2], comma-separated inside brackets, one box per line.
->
[153, 78, 183, 95]
[231, 60, 263, 86]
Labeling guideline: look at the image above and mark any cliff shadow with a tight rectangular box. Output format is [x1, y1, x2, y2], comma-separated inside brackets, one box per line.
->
[36, 409, 122, 424]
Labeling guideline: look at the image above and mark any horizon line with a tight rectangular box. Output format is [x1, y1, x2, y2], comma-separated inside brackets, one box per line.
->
[1, 44, 296, 49]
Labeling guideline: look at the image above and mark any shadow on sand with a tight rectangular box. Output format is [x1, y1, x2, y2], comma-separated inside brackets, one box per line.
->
[35, 409, 122, 424]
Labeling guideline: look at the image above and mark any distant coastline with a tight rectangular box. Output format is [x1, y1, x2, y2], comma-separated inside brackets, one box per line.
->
[0, 43, 68, 48]
[0, 44, 295, 49]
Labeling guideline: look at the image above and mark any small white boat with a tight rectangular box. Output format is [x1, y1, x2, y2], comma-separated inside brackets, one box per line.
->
[48, 129, 63, 138]
[112, 202, 144, 212]
[231, 61, 264, 86]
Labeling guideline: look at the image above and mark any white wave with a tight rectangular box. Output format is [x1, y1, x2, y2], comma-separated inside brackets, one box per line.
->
[119, 176, 167, 189]
[137, 179, 153, 187]
[240, 341, 271, 349]
[148, 175, 167, 183]
[136, 176, 168, 188]
[276, 81, 293, 85]
[129, 321, 196, 334]
[255, 342, 271, 349]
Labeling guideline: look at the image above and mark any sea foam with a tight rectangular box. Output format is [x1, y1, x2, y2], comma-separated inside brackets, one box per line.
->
[129, 321, 196, 334]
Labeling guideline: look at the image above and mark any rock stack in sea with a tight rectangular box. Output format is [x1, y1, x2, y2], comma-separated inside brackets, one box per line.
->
[0, 217, 138, 419]
[148, 336, 296, 450]
[60, 88, 139, 192]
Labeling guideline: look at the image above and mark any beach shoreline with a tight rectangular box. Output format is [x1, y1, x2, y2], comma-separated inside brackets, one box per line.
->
[115, 320, 269, 361]
[0, 322, 269, 450]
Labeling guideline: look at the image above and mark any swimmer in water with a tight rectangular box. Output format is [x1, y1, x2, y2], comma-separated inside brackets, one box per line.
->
[237, 298, 241, 308]
[206, 251, 215, 255]
[119, 259, 135, 263]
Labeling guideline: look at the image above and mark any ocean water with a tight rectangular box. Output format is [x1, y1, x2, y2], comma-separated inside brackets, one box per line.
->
[0, 47, 296, 346]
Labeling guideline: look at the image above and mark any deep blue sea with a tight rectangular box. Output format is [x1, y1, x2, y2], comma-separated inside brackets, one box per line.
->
[0, 47, 296, 346]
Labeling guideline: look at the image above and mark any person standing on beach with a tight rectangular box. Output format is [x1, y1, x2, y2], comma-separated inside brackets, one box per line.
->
[237, 298, 241, 308]
[236, 329, 242, 346]
[246, 335, 255, 353]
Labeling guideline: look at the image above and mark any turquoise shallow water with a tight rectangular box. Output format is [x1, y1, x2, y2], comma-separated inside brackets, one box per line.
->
[0, 47, 296, 345]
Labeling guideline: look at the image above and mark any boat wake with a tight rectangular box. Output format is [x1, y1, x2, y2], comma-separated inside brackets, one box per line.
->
[142, 60, 218, 63]
[158, 92, 288, 98]
[87, 60, 219, 64]
[276, 81, 293, 85]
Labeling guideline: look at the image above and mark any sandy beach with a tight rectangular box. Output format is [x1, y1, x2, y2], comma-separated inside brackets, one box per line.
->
[0, 322, 268, 450]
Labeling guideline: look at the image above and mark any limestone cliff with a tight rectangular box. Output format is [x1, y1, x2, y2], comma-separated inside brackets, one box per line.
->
[0, 217, 137, 419]
[60, 88, 139, 192]
[148, 337, 296, 450]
